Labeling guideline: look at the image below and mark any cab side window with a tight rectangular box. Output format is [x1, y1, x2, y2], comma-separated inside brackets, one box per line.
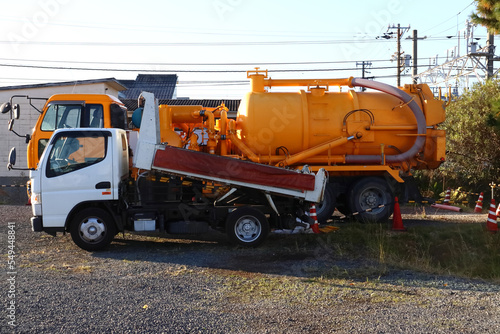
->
[88, 105, 104, 128]
[110, 103, 127, 129]
[46, 131, 108, 178]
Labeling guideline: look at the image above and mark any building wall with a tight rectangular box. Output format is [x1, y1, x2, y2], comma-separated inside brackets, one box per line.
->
[0, 82, 121, 179]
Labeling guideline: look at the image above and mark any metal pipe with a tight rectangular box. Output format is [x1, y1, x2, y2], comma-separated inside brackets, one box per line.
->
[220, 110, 228, 156]
[227, 120, 261, 162]
[277, 136, 354, 167]
[346, 78, 427, 164]
[368, 125, 418, 131]
[265, 77, 353, 88]
[205, 111, 216, 154]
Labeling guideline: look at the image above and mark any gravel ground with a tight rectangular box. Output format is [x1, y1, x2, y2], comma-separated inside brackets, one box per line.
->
[0, 204, 499, 334]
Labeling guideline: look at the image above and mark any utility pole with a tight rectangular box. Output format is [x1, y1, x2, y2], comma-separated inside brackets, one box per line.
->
[397, 24, 401, 86]
[487, 33, 495, 79]
[413, 30, 417, 84]
[410, 29, 427, 84]
[387, 24, 410, 86]
[356, 61, 373, 91]
[356, 61, 373, 79]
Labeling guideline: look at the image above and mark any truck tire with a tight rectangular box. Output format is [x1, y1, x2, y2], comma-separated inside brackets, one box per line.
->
[70, 208, 116, 251]
[226, 207, 269, 247]
[348, 177, 393, 223]
[316, 184, 336, 223]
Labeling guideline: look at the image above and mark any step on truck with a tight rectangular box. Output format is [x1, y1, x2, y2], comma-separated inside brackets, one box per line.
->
[22, 92, 327, 250]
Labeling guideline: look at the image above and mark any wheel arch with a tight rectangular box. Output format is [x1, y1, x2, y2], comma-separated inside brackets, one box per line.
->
[64, 201, 121, 232]
[328, 172, 401, 198]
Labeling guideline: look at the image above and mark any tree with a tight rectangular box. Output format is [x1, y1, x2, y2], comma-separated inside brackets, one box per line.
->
[442, 79, 500, 192]
[471, 0, 500, 33]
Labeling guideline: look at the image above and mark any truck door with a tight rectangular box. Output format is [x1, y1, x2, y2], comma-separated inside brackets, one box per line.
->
[40, 130, 115, 228]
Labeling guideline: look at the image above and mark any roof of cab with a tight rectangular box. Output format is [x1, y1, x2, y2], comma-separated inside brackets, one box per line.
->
[47, 94, 125, 106]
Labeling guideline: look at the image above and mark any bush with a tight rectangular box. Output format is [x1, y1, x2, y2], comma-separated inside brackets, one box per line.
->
[415, 80, 500, 199]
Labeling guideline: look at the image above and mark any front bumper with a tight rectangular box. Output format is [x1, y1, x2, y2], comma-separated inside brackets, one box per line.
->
[31, 216, 43, 232]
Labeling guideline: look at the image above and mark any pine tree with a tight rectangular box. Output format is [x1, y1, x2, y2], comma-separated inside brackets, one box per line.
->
[471, 0, 500, 33]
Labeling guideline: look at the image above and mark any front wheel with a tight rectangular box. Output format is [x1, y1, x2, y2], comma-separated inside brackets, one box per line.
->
[70, 208, 116, 251]
[348, 177, 393, 223]
[226, 207, 269, 247]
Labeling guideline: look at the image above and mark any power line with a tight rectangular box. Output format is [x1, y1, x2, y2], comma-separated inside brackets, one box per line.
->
[0, 62, 410, 73]
[2, 15, 356, 39]
[0, 39, 395, 47]
[0, 36, 465, 48]
[422, 1, 475, 34]
[0, 57, 394, 66]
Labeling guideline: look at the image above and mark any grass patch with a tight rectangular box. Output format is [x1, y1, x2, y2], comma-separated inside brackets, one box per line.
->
[312, 222, 500, 282]
[216, 271, 433, 307]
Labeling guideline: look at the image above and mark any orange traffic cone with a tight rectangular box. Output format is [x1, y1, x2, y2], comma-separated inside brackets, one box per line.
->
[487, 199, 498, 233]
[474, 192, 484, 213]
[391, 197, 406, 231]
[310, 205, 320, 234]
[496, 203, 500, 217]
[443, 188, 451, 205]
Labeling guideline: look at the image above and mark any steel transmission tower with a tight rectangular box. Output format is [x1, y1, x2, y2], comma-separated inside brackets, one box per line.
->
[414, 21, 498, 96]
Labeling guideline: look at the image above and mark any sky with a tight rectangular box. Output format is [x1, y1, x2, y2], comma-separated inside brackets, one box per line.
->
[0, 0, 490, 98]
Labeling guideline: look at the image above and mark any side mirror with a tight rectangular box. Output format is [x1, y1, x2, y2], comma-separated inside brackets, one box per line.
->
[0, 102, 11, 114]
[13, 104, 20, 119]
[8, 119, 14, 131]
[7, 147, 16, 170]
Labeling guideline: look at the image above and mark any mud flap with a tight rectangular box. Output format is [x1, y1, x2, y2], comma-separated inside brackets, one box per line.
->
[399, 175, 424, 203]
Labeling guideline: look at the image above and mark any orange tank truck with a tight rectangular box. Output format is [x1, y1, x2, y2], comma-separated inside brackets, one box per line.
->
[152, 69, 445, 223]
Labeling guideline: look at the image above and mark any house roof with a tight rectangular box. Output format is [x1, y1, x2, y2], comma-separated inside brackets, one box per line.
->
[121, 98, 241, 116]
[159, 99, 240, 111]
[118, 74, 177, 100]
[0, 78, 127, 92]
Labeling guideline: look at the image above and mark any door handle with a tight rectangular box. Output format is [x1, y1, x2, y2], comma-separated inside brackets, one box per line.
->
[95, 181, 111, 189]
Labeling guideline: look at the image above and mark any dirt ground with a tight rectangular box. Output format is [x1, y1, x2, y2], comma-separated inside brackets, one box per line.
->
[1, 204, 499, 333]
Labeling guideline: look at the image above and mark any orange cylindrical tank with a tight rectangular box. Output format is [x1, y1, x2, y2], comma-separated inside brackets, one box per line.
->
[236, 87, 428, 159]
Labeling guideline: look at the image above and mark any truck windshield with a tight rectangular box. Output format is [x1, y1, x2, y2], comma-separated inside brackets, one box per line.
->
[46, 131, 109, 177]
[41, 103, 104, 131]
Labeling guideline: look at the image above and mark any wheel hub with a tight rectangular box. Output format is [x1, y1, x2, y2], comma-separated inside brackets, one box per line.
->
[242, 222, 254, 232]
[360, 188, 384, 214]
[365, 193, 378, 207]
[235, 216, 261, 242]
[80, 218, 106, 242]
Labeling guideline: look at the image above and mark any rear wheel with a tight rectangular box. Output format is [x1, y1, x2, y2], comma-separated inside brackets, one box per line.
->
[226, 207, 269, 247]
[348, 177, 393, 223]
[316, 184, 336, 223]
[70, 208, 116, 251]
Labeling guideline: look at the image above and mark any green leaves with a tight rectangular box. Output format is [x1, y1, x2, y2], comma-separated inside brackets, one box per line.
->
[443, 79, 500, 190]
[471, 0, 500, 34]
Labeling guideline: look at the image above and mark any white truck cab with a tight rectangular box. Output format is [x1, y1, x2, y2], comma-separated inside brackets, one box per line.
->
[30, 128, 129, 240]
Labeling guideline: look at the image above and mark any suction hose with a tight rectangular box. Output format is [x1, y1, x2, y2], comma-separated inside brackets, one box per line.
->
[347, 78, 426, 164]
